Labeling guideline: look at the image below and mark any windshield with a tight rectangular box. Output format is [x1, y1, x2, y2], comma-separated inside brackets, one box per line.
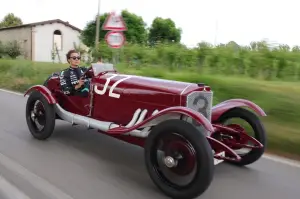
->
[91, 63, 116, 76]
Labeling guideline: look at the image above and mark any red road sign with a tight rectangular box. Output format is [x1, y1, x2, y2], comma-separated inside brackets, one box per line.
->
[102, 12, 127, 31]
[105, 31, 126, 48]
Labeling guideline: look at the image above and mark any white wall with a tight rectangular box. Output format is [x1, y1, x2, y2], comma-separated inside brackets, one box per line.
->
[33, 22, 81, 63]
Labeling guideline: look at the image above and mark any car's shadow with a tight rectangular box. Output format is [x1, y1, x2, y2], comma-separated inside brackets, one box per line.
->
[52, 121, 146, 170]
[50, 121, 165, 196]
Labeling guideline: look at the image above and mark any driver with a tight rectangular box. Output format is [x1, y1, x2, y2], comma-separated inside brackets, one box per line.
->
[59, 50, 90, 97]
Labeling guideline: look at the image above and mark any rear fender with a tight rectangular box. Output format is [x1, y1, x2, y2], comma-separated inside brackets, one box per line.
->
[24, 85, 57, 104]
[212, 99, 266, 122]
[107, 106, 214, 134]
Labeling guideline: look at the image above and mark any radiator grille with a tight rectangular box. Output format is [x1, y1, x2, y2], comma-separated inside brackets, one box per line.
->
[185, 91, 213, 135]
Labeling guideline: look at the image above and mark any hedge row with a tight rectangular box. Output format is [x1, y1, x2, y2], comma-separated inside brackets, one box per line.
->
[91, 41, 300, 82]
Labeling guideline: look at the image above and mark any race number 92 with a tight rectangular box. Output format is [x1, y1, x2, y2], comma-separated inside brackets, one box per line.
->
[94, 74, 131, 98]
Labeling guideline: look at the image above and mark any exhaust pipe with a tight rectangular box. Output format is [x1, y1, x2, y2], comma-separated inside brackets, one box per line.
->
[55, 104, 165, 138]
[55, 103, 118, 132]
[54, 103, 145, 135]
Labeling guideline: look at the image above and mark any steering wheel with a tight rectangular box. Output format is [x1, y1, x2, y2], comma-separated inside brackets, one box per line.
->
[80, 66, 93, 80]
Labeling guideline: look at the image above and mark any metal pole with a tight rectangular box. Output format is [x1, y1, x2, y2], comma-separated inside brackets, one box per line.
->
[214, 19, 218, 46]
[95, 0, 101, 49]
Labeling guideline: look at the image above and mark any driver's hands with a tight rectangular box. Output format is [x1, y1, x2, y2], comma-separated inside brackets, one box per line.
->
[75, 79, 85, 90]
[78, 79, 85, 86]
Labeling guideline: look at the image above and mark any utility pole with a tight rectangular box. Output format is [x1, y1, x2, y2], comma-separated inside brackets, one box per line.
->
[95, 0, 101, 49]
[214, 19, 218, 46]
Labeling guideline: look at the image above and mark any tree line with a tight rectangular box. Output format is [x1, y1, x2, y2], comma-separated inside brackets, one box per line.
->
[0, 11, 182, 46]
[80, 10, 182, 47]
[78, 10, 300, 82]
[80, 41, 300, 82]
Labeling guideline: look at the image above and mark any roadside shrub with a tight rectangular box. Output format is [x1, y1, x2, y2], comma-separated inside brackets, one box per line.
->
[4, 40, 22, 59]
[0, 41, 4, 58]
[0, 40, 22, 59]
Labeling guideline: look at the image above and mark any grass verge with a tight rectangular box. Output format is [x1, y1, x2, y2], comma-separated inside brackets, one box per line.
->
[1, 59, 300, 159]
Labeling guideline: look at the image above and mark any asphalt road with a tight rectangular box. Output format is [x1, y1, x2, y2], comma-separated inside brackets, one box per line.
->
[0, 89, 300, 199]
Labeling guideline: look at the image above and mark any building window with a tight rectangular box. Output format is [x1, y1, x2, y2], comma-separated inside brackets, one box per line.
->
[53, 30, 62, 51]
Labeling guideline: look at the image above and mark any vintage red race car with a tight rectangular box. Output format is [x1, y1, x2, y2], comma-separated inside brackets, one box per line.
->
[24, 63, 267, 199]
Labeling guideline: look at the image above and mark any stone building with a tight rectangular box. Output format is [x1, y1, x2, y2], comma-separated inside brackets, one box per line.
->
[0, 19, 85, 63]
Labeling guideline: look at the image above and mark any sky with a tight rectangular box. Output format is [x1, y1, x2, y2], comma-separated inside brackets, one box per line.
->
[1, 0, 299, 47]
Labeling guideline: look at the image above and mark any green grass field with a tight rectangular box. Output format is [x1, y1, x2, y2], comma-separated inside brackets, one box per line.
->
[1, 59, 299, 158]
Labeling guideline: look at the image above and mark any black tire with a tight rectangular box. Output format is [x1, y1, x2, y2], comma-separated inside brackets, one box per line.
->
[25, 91, 56, 140]
[145, 119, 214, 199]
[216, 107, 266, 166]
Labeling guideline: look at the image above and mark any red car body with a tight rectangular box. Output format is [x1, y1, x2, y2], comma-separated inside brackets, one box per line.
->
[24, 63, 266, 162]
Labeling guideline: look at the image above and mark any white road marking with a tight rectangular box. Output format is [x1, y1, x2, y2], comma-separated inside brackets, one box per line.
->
[0, 88, 23, 96]
[263, 154, 300, 169]
[0, 153, 74, 199]
[0, 88, 300, 168]
[0, 174, 31, 199]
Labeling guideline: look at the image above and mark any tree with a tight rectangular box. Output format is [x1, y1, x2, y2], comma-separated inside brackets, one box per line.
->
[148, 17, 181, 44]
[0, 13, 23, 28]
[80, 13, 108, 48]
[80, 10, 147, 47]
[121, 10, 148, 44]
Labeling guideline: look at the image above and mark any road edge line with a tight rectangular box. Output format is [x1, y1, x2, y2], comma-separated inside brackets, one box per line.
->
[0, 174, 31, 199]
[0, 88, 24, 96]
[0, 152, 74, 199]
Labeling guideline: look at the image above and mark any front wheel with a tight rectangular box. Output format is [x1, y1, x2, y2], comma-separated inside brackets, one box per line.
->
[144, 119, 214, 199]
[216, 107, 267, 166]
[25, 91, 56, 140]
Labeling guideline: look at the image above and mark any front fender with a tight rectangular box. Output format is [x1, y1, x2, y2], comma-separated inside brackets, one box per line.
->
[211, 99, 267, 122]
[24, 85, 57, 104]
[107, 106, 214, 134]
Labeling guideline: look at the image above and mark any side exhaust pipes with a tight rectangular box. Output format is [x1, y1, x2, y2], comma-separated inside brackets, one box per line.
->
[54, 104, 153, 137]
[55, 103, 117, 132]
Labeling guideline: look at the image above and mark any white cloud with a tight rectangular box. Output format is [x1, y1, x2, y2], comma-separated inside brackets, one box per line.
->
[1, 0, 299, 47]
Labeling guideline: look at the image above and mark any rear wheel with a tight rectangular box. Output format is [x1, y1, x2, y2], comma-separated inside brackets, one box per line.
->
[25, 91, 56, 140]
[215, 107, 266, 166]
[145, 119, 214, 199]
